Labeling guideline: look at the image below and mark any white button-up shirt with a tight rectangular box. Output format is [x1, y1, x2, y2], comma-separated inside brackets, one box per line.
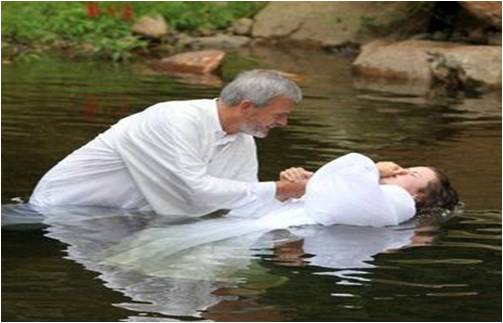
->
[29, 99, 276, 216]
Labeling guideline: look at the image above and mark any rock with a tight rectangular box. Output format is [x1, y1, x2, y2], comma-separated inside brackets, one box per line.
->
[459, 1, 501, 29]
[152, 43, 176, 55]
[154, 49, 226, 75]
[196, 27, 216, 37]
[449, 31, 467, 43]
[232, 18, 254, 36]
[430, 45, 501, 93]
[352, 40, 501, 95]
[186, 34, 251, 50]
[409, 33, 431, 41]
[467, 28, 487, 44]
[132, 15, 168, 39]
[432, 31, 448, 41]
[324, 42, 361, 57]
[79, 43, 96, 53]
[175, 33, 195, 47]
[252, 2, 431, 47]
[488, 31, 502, 45]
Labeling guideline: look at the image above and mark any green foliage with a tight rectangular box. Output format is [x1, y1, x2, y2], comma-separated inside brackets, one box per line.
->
[2, 2, 147, 61]
[130, 1, 262, 31]
[1, 2, 262, 62]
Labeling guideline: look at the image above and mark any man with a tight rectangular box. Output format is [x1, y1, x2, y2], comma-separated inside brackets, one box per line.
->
[29, 70, 306, 216]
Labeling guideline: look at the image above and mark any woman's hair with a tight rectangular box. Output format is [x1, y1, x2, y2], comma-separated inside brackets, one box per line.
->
[219, 69, 302, 107]
[416, 167, 459, 211]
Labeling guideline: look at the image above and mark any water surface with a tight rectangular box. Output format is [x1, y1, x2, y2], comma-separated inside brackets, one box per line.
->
[2, 47, 501, 321]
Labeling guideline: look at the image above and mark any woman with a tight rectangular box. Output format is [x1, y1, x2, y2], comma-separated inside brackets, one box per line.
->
[101, 152, 459, 274]
[280, 153, 459, 215]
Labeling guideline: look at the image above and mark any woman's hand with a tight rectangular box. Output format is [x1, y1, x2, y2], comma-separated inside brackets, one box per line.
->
[376, 161, 407, 178]
[279, 167, 313, 183]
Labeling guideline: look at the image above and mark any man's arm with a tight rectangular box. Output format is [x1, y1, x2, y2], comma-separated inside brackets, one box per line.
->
[115, 104, 302, 215]
[275, 180, 307, 201]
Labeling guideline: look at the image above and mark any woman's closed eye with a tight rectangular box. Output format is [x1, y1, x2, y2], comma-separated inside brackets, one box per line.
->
[409, 170, 420, 177]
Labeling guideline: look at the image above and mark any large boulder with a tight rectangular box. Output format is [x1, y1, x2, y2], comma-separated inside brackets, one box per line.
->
[155, 50, 226, 74]
[459, 1, 501, 29]
[186, 34, 251, 50]
[352, 40, 501, 94]
[252, 2, 430, 47]
[132, 15, 169, 39]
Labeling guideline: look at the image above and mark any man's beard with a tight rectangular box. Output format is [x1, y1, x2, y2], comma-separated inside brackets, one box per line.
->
[240, 122, 269, 138]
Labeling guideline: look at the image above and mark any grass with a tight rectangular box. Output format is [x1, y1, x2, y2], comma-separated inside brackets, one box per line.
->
[1, 2, 263, 62]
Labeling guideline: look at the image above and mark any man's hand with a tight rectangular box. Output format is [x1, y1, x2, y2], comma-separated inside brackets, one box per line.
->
[275, 180, 307, 202]
[279, 167, 313, 183]
[376, 161, 407, 178]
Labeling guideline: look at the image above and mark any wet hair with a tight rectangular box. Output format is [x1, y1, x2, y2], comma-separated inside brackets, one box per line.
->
[416, 167, 459, 211]
[219, 69, 302, 107]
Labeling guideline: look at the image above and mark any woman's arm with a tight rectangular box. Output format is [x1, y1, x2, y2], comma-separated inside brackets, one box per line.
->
[376, 161, 407, 178]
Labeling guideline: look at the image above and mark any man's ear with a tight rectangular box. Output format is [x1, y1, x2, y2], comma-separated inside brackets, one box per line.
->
[238, 100, 255, 114]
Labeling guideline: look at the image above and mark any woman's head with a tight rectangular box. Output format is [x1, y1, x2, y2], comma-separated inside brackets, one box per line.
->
[380, 166, 459, 211]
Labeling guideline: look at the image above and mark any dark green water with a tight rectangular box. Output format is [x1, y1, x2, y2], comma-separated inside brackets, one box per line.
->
[2, 47, 501, 321]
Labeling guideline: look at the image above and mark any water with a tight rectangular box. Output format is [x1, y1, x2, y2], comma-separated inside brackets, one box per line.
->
[2, 47, 501, 321]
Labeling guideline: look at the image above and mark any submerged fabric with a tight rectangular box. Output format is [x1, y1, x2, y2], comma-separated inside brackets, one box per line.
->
[29, 99, 276, 216]
[1, 203, 417, 316]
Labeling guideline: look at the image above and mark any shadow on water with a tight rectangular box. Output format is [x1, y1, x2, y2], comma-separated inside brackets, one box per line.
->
[1, 47, 501, 321]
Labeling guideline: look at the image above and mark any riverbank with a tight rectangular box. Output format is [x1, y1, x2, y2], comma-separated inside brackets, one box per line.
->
[2, 2, 500, 97]
[1, 2, 263, 62]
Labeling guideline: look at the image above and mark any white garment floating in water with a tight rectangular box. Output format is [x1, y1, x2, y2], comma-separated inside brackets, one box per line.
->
[229, 152, 416, 227]
[102, 153, 416, 275]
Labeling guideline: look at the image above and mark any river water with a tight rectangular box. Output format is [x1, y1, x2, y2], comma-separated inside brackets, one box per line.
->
[1, 47, 501, 321]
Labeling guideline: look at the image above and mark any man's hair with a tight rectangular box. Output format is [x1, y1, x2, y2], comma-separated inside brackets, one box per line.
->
[416, 167, 459, 211]
[219, 69, 302, 107]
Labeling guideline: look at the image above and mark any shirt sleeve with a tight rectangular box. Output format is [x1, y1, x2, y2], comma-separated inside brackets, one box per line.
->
[114, 105, 276, 216]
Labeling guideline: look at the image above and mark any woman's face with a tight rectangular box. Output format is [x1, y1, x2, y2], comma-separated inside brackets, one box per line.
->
[380, 166, 438, 197]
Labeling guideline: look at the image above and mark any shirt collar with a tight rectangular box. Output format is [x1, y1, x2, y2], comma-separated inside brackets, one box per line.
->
[209, 98, 239, 145]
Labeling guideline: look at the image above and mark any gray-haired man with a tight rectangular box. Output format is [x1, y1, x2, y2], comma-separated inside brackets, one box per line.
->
[30, 70, 306, 216]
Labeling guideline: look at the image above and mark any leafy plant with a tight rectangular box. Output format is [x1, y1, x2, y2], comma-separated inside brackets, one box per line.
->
[2, 2, 262, 62]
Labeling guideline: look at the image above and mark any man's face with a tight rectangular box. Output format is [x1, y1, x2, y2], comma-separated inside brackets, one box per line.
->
[240, 96, 294, 138]
[380, 166, 437, 197]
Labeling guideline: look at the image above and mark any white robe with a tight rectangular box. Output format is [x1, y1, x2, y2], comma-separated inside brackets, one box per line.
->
[29, 99, 276, 216]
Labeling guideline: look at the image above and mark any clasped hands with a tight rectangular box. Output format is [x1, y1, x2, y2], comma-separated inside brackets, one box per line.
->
[275, 167, 313, 201]
[275, 161, 406, 202]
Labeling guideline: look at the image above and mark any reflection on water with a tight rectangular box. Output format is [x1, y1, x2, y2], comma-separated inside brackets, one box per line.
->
[2, 48, 501, 321]
[1, 203, 468, 321]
